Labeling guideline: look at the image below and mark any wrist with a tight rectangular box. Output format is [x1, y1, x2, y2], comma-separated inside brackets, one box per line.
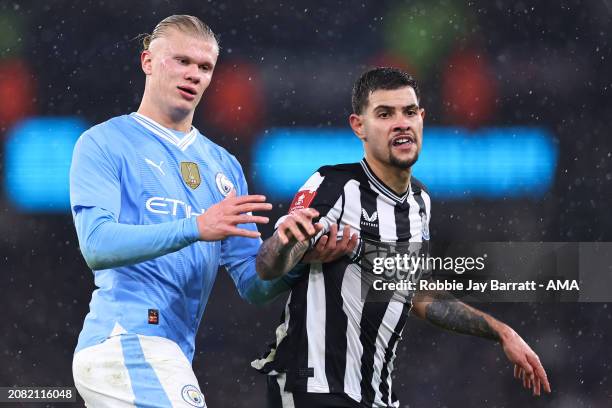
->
[189, 216, 203, 242]
[497, 323, 515, 344]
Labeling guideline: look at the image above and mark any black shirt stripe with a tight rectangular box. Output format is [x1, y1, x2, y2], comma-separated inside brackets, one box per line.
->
[323, 259, 351, 393]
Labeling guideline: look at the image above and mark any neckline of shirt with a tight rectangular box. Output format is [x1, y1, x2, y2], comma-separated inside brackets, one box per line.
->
[360, 159, 412, 203]
[130, 112, 198, 151]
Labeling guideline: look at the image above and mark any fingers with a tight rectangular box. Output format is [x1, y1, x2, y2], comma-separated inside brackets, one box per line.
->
[292, 211, 318, 236]
[332, 225, 358, 257]
[314, 223, 324, 233]
[347, 233, 359, 253]
[327, 223, 338, 245]
[316, 235, 329, 249]
[533, 376, 541, 396]
[338, 225, 358, 255]
[315, 224, 340, 263]
[515, 357, 549, 397]
[220, 193, 272, 216]
[306, 224, 359, 263]
[228, 215, 270, 225]
[522, 369, 530, 390]
[225, 193, 267, 204]
[286, 221, 308, 242]
[277, 228, 289, 245]
[225, 226, 261, 238]
[514, 364, 520, 379]
[278, 209, 320, 243]
[234, 202, 274, 214]
[338, 224, 351, 247]
[528, 353, 551, 394]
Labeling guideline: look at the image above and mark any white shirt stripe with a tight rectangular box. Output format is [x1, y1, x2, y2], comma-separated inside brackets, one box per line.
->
[376, 190, 398, 243]
[340, 181, 365, 401]
[306, 263, 330, 392]
[371, 303, 404, 407]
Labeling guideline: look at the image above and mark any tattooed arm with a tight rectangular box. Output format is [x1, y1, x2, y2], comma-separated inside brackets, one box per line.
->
[411, 291, 503, 340]
[412, 291, 552, 396]
[256, 208, 323, 280]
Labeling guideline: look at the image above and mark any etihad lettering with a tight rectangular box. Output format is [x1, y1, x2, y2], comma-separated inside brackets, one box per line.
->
[145, 196, 205, 218]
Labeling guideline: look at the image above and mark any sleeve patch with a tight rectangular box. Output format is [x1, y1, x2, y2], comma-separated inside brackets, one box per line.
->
[288, 190, 317, 214]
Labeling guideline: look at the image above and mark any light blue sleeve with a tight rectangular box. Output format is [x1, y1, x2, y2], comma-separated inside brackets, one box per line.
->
[74, 206, 200, 270]
[220, 155, 292, 305]
[70, 128, 200, 270]
[70, 129, 121, 216]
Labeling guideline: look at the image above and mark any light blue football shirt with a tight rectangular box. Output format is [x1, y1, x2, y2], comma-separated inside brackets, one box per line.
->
[70, 113, 268, 361]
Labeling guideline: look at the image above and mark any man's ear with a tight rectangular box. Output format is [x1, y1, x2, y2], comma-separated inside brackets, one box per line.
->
[349, 113, 366, 142]
[141, 50, 152, 75]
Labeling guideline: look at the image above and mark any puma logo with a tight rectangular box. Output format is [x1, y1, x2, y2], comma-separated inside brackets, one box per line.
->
[145, 158, 165, 176]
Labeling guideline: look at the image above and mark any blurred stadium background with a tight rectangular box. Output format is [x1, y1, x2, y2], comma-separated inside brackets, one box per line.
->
[1, 0, 611, 406]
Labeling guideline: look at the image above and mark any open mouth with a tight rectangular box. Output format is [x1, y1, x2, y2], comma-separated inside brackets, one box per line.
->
[177, 86, 197, 96]
[392, 135, 415, 147]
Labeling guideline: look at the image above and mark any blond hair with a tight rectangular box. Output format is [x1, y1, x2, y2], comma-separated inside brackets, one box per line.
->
[141, 15, 218, 51]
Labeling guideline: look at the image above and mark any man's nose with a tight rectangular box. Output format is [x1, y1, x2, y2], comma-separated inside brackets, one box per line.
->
[392, 121, 411, 134]
[185, 65, 201, 83]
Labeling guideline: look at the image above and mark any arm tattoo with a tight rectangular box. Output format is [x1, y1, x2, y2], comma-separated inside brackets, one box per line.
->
[256, 233, 310, 279]
[425, 292, 500, 341]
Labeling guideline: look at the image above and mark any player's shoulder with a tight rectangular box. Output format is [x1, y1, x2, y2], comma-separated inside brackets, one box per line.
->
[411, 176, 430, 195]
[315, 162, 362, 182]
[78, 115, 132, 146]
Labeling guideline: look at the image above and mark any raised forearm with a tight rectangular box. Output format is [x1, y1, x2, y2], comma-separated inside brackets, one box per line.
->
[256, 231, 309, 280]
[415, 291, 510, 342]
[76, 206, 199, 270]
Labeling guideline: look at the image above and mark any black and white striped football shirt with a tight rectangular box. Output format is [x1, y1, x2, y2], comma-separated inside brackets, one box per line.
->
[254, 159, 431, 408]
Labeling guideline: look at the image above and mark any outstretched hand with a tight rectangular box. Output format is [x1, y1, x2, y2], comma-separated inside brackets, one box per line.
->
[302, 224, 358, 263]
[197, 189, 272, 241]
[501, 328, 551, 396]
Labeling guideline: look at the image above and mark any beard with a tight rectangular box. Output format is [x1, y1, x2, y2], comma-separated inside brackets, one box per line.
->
[389, 150, 419, 169]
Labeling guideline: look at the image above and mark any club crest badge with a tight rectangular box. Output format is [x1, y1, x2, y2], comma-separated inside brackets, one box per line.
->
[181, 162, 201, 190]
[421, 212, 430, 240]
[215, 172, 234, 196]
[181, 384, 206, 407]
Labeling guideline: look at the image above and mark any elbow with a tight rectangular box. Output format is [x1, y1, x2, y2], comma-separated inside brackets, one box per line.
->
[80, 244, 114, 271]
[81, 248, 105, 271]
[78, 216, 116, 270]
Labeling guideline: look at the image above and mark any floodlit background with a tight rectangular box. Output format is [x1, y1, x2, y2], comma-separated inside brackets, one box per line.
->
[1, 0, 611, 406]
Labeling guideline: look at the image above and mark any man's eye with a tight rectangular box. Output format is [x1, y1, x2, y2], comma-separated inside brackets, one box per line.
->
[177, 58, 188, 64]
[407, 110, 417, 116]
[378, 112, 390, 118]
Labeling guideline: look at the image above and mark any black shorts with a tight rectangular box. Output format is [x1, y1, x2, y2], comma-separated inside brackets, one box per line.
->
[266, 374, 360, 408]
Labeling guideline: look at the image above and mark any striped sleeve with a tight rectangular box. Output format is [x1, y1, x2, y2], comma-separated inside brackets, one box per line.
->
[275, 166, 349, 242]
